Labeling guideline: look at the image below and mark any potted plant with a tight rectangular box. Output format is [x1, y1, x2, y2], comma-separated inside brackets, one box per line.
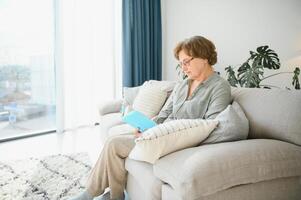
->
[225, 45, 300, 89]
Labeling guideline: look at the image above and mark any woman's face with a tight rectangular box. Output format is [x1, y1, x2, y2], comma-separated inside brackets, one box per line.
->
[178, 50, 208, 80]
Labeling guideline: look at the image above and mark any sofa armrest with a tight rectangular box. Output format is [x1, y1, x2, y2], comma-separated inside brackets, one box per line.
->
[98, 99, 123, 116]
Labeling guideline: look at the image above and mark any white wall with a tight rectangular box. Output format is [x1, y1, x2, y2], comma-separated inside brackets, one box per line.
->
[161, 0, 301, 88]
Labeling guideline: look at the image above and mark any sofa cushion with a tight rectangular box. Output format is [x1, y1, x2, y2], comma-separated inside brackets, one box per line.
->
[123, 86, 141, 106]
[99, 113, 124, 139]
[146, 80, 177, 94]
[231, 87, 301, 146]
[203, 101, 249, 144]
[153, 139, 301, 200]
[108, 124, 137, 137]
[121, 86, 141, 116]
[125, 158, 163, 200]
[162, 177, 301, 200]
[98, 99, 123, 116]
[129, 119, 218, 164]
[122, 80, 177, 116]
[132, 83, 168, 118]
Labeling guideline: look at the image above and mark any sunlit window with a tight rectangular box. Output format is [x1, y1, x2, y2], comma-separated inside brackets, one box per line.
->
[0, 0, 55, 140]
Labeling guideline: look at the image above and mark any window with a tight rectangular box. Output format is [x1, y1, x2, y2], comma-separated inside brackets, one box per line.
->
[0, 0, 56, 140]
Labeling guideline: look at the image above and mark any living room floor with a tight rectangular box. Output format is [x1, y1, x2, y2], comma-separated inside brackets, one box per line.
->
[0, 126, 132, 199]
[0, 125, 103, 165]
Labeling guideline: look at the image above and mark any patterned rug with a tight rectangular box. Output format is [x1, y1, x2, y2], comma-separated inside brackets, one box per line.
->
[0, 152, 92, 200]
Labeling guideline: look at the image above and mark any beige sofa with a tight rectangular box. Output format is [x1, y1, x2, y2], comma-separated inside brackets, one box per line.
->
[98, 82, 301, 200]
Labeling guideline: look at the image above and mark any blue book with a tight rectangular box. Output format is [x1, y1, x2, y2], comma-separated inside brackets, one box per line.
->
[122, 111, 157, 132]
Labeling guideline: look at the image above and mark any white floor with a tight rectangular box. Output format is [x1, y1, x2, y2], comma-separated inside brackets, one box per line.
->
[0, 126, 131, 199]
[0, 125, 104, 165]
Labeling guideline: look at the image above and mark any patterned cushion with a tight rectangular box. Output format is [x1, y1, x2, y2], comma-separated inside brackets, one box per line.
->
[129, 119, 218, 164]
[132, 83, 168, 118]
[121, 80, 177, 117]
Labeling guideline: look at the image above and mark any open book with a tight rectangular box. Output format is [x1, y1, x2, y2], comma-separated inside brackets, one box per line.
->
[122, 111, 157, 132]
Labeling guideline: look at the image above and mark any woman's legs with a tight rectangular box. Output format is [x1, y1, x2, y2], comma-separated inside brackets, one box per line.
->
[86, 134, 136, 199]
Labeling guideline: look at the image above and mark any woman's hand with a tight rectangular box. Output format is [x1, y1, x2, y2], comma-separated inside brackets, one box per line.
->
[134, 129, 142, 138]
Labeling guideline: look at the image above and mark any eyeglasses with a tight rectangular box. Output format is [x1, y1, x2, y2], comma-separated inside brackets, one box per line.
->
[179, 57, 194, 67]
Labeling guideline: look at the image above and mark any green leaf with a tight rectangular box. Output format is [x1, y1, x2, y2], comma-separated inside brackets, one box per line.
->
[237, 61, 263, 88]
[292, 67, 300, 90]
[225, 65, 238, 87]
[250, 45, 280, 70]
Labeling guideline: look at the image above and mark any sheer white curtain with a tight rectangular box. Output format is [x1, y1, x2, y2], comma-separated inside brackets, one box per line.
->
[56, 0, 122, 131]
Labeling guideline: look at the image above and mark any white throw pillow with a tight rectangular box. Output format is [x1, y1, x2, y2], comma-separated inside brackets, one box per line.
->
[121, 80, 177, 117]
[129, 119, 218, 164]
[132, 82, 168, 118]
[146, 80, 177, 95]
[121, 86, 140, 116]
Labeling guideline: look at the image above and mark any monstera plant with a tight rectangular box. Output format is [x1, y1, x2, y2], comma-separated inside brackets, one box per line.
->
[225, 45, 300, 90]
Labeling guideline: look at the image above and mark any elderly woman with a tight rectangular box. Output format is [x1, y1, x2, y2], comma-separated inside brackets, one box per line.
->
[71, 35, 231, 200]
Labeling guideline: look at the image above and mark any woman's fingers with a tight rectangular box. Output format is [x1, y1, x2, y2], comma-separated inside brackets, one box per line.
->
[134, 129, 142, 138]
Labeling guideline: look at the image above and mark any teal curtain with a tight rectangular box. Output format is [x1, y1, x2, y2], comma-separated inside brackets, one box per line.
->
[122, 0, 162, 87]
